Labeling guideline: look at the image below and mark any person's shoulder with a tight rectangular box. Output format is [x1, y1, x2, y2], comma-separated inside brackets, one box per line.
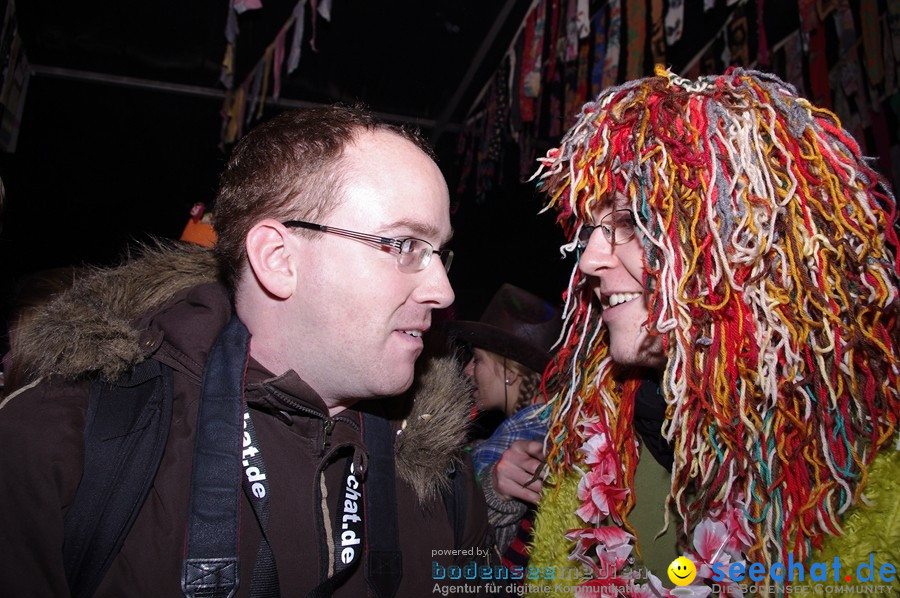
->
[0, 375, 89, 492]
[0, 375, 90, 432]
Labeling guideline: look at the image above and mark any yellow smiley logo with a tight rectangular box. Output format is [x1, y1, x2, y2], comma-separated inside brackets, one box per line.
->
[667, 556, 697, 586]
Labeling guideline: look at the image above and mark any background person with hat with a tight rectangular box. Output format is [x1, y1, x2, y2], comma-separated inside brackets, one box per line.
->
[449, 283, 562, 437]
[448, 284, 563, 558]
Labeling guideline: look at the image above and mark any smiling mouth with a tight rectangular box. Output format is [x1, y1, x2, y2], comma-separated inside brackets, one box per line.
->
[672, 571, 690, 579]
[399, 330, 423, 337]
[604, 292, 641, 308]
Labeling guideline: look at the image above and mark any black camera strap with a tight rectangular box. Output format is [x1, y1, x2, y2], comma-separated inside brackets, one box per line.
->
[181, 316, 280, 598]
[307, 411, 401, 598]
[361, 411, 402, 598]
[241, 408, 280, 598]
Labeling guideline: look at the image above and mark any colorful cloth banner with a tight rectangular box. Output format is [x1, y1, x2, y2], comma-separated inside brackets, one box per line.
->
[650, 0, 666, 68]
[665, 0, 685, 45]
[287, 1, 307, 75]
[602, 0, 622, 90]
[756, 0, 770, 66]
[861, 0, 884, 87]
[625, 0, 646, 80]
[233, 0, 263, 14]
[591, 8, 607, 98]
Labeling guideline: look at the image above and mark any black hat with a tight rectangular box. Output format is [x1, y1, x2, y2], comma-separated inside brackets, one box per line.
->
[447, 284, 563, 373]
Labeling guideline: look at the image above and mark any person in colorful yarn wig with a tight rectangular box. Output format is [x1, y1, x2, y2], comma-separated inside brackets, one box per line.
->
[524, 65, 900, 596]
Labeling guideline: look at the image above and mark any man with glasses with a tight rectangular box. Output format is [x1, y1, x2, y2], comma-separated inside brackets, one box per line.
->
[0, 105, 496, 596]
[483, 67, 900, 594]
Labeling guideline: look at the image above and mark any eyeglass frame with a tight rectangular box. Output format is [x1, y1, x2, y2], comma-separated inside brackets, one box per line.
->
[576, 209, 639, 252]
[282, 219, 454, 273]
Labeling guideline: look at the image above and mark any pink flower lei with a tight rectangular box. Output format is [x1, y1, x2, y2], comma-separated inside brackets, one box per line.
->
[566, 420, 754, 597]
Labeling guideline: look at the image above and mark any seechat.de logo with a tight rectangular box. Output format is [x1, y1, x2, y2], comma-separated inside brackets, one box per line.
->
[711, 553, 896, 585]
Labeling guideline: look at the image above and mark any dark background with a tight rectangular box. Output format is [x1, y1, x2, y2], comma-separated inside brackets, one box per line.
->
[0, 0, 862, 332]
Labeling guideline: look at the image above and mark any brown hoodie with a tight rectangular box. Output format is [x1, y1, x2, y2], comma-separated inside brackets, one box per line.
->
[0, 243, 499, 597]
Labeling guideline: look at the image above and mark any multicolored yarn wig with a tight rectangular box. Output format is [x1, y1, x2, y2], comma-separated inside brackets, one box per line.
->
[532, 66, 900, 576]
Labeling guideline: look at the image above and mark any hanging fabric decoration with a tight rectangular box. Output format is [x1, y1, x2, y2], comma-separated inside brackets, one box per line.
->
[455, 126, 475, 197]
[883, 8, 897, 95]
[701, 37, 722, 73]
[508, 36, 522, 141]
[783, 31, 807, 98]
[548, 1, 566, 140]
[244, 64, 264, 125]
[221, 86, 247, 146]
[520, 2, 546, 124]
[317, 0, 332, 21]
[798, 0, 817, 33]
[833, 1, 862, 98]
[721, 26, 732, 66]
[727, 11, 749, 66]
[665, 0, 684, 46]
[309, 0, 321, 51]
[272, 25, 287, 99]
[564, 0, 578, 63]
[870, 106, 894, 182]
[519, 8, 537, 123]
[601, 0, 621, 90]
[860, 0, 884, 88]
[800, 0, 832, 110]
[529, 1, 547, 100]
[453, 0, 900, 210]
[287, 1, 307, 74]
[625, 0, 645, 81]
[220, 7, 239, 89]
[590, 8, 607, 98]
[756, 0, 769, 66]
[575, 0, 590, 39]
[574, 39, 589, 114]
[650, 0, 665, 69]
[476, 60, 510, 203]
[233, 0, 263, 13]
[545, 0, 562, 84]
[256, 46, 273, 120]
[889, 0, 900, 84]
[817, 0, 839, 20]
[563, 52, 578, 125]
[0, 2, 28, 153]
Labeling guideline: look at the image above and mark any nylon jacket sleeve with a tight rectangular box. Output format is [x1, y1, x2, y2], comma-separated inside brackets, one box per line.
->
[0, 377, 89, 598]
[456, 452, 500, 564]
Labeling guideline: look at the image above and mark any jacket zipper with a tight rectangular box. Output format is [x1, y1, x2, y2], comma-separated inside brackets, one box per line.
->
[263, 386, 360, 453]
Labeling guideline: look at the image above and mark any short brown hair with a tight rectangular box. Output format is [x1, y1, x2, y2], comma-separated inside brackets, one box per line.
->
[213, 104, 433, 290]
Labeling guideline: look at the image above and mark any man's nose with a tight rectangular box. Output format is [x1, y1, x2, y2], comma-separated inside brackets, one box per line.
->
[578, 229, 619, 277]
[417, 259, 455, 308]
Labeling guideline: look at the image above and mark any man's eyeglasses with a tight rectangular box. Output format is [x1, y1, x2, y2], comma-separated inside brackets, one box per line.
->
[576, 209, 638, 252]
[283, 220, 454, 273]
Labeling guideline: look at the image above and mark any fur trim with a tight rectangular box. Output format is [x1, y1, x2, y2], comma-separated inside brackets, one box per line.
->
[16, 242, 471, 503]
[395, 354, 472, 503]
[17, 241, 218, 381]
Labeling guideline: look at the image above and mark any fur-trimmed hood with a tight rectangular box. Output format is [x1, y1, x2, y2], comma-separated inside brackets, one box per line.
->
[14, 242, 472, 503]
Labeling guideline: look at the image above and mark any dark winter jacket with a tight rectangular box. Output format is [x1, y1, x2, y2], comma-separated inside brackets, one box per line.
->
[0, 244, 496, 597]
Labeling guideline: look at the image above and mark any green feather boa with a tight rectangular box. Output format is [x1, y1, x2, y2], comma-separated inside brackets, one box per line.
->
[526, 449, 900, 597]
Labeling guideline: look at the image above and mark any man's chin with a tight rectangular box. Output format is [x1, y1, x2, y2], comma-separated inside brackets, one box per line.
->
[373, 369, 415, 398]
[610, 345, 663, 370]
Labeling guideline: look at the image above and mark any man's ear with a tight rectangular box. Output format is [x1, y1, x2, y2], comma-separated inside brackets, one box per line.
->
[245, 219, 298, 299]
